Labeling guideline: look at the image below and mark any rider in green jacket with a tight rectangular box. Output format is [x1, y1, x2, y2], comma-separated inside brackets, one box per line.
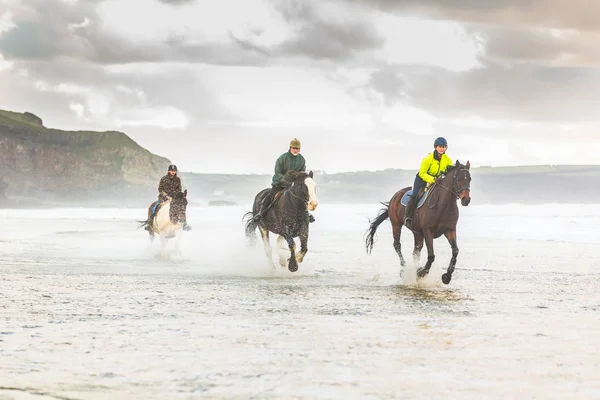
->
[255, 138, 314, 222]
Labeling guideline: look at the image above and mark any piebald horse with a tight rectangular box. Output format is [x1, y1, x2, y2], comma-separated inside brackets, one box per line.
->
[139, 190, 188, 259]
[243, 171, 318, 272]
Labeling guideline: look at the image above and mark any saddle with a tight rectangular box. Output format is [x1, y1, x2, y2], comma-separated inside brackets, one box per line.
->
[151, 199, 169, 217]
[400, 186, 431, 209]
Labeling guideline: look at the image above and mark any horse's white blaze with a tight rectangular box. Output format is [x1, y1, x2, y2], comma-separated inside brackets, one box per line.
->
[305, 177, 318, 211]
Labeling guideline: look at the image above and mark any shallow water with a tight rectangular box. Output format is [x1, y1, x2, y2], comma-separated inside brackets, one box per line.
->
[1, 203, 599, 399]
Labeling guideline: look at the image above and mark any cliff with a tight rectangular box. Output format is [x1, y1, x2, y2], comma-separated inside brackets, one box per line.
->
[0, 110, 170, 207]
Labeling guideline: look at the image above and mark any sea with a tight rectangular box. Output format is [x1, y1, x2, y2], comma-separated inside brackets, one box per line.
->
[1, 202, 599, 399]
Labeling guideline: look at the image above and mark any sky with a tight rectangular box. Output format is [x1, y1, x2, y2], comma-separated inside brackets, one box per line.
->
[1, 0, 600, 174]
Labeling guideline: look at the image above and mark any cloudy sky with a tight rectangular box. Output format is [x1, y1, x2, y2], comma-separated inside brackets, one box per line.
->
[1, 0, 599, 173]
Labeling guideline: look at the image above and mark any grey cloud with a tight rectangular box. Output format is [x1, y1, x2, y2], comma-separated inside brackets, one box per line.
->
[336, 0, 600, 67]
[471, 25, 600, 67]
[367, 66, 408, 105]
[0, 0, 269, 66]
[157, 0, 195, 5]
[363, 62, 600, 123]
[343, 0, 600, 31]
[2, 57, 236, 127]
[236, 0, 385, 62]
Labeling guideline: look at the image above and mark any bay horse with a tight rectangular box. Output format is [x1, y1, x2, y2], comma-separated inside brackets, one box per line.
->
[243, 171, 318, 272]
[365, 161, 471, 285]
[138, 189, 188, 259]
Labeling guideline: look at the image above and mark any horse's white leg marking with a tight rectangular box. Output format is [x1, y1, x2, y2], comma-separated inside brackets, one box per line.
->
[259, 227, 276, 271]
[277, 236, 288, 267]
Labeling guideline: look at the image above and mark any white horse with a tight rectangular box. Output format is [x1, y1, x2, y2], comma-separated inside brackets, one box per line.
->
[140, 190, 188, 259]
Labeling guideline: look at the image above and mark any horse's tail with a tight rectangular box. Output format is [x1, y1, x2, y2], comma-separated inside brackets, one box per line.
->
[136, 219, 149, 229]
[242, 211, 259, 246]
[365, 201, 390, 254]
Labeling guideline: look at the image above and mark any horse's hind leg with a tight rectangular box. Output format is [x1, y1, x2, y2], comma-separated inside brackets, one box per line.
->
[416, 231, 435, 278]
[259, 227, 276, 271]
[392, 223, 406, 268]
[442, 230, 459, 285]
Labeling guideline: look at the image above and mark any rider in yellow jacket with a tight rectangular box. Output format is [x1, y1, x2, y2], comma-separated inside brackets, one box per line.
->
[404, 137, 453, 228]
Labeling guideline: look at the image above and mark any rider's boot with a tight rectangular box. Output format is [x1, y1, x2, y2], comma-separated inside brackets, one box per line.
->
[404, 194, 418, 228]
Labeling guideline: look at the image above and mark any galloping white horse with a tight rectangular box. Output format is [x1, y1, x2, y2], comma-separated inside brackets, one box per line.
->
[139, 190, 188, 259]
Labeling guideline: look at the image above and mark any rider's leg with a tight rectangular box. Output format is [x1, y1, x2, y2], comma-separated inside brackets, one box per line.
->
[255, 187, 276, 220]
[145, 200, 160, 231]
[405, 175, 426, 228]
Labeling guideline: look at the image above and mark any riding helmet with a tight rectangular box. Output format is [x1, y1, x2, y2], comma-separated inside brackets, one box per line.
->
[434, 137, 448, 147]
[168, 164, 177, 172]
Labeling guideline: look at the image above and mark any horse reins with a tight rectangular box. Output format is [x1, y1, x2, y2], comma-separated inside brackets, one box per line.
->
[428, 168, 471, 207]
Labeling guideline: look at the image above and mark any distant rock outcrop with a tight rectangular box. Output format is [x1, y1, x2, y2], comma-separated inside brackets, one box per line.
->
[0, 109, 171, 207]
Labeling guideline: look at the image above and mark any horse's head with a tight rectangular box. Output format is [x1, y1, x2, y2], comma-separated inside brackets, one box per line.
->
[444, 160, 471, 206]
[282, 170, 319, 211]
[169, 189, 188, 224]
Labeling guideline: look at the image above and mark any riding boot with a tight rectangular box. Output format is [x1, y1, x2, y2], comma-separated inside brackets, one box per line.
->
[183, 221, 192, 231]
[308, 213, 315, 223]
[404, 194, 418, 228]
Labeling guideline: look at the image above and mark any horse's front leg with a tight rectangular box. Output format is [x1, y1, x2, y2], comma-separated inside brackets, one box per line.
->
[442, 230, 459, 285]
[159, 235, 169, 261]
[412, 232, 424, 266]
[417, 230, 435, 278]
[295, 225, 309, 264]
[174, 228, 183, 256]
[259, 226, 276, 271]
[285, 235, 298, 272]
[277, 236, 288, 268]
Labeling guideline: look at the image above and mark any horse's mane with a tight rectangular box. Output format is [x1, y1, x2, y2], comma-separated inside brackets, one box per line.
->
[280, 171, 311, 189]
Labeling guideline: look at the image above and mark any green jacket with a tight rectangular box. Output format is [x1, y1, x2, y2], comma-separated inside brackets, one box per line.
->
[418, 152, 453, 184]
[271, 151, 306, 186]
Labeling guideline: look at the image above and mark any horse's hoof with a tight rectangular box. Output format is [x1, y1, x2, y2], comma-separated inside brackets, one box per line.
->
[288, 263, 298, 272]
[416, 268, 428, 278]
[441, 273, 452, 285]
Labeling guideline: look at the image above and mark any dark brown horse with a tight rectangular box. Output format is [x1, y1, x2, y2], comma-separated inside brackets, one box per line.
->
[365, 160, 472, 285]
[243, 171, 318, 272]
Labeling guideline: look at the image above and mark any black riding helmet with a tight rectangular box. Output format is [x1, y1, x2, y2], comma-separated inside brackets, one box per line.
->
[168, 164, 177, 172]
[434, 137, 448, 147]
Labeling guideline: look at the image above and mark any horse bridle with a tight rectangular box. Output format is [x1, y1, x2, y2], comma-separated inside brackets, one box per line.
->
[287, 181, 309, 203]
[434, 168, 471, 199]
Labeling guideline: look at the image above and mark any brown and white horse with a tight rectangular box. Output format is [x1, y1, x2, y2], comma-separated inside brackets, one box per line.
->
[139, 190, 189, 259]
